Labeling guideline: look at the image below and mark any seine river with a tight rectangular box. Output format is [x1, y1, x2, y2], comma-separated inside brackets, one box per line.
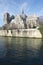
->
[0, 37, 43, 65]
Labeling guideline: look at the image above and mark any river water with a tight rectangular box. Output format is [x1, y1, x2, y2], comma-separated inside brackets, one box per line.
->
[0, 37, 43, 65]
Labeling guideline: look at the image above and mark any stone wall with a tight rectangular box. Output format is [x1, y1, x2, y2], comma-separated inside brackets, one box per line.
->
[0, 29, 42, 38]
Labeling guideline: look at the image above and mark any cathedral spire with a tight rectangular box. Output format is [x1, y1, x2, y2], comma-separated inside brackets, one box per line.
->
[22, 7, 24, 14]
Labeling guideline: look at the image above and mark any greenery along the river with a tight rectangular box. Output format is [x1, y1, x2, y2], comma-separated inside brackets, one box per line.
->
[39, 26, 43, 38]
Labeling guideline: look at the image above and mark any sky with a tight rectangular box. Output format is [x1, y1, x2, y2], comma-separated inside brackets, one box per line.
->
[0, 0, 43, 26]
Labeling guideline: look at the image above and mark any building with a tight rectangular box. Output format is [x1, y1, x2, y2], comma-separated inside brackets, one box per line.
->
[3, 10, 39, 29]
[26, 15, 39, 28]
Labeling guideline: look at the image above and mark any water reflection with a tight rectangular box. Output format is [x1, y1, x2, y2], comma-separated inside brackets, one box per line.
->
[0, 37, 42, 64]
[0, 37, 41, 56]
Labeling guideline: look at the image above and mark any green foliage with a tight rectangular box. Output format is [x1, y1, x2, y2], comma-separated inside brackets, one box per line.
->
[39, 26, 43, 38]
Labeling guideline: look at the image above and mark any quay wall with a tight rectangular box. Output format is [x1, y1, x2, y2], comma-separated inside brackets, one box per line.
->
[0, 29, 42, 38]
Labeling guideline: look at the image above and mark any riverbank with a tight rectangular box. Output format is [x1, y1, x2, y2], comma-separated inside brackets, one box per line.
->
[39, 26, 43, 38]
[0, 29, 42, 38]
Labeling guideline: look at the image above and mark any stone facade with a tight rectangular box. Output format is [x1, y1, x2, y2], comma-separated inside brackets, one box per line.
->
[11, 15, 24, 29]
[3, 12, 39, 29]
[26, 15, 38, 28]
[3, 12, 15, 24]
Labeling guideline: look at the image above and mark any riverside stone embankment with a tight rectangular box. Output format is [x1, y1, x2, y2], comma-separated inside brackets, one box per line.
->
[0, 29, 42, 38]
